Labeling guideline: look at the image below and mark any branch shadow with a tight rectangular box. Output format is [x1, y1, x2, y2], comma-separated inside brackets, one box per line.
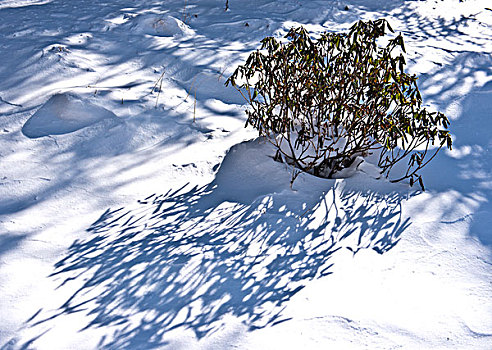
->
[393, 8, 492, 247]
[419, 79, 492, 247]
[30, 139, 412, 348]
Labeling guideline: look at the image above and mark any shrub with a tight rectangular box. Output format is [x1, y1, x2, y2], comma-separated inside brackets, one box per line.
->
[226, 19, 452, 189]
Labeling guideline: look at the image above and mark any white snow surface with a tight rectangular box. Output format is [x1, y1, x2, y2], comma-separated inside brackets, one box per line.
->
[0, 0, 491, 349]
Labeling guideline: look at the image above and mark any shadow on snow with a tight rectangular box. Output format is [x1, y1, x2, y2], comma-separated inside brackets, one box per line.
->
[33, 139, 411, 348]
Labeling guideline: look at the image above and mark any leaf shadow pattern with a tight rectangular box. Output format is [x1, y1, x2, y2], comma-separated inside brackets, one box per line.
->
[40, 140, 411, 348]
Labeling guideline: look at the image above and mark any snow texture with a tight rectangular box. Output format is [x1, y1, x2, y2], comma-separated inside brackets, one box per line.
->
[0, 0, 491, 349]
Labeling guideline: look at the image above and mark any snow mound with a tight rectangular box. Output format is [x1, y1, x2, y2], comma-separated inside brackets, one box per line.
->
[211, 138, 292, 204]
[22, 93, 118, 138]
[0, 0, 51, 9]
[132, 15, 194, 37]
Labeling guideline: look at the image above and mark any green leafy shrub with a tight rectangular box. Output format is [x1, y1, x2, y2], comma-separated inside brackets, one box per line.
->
[226, 19, 452, 189]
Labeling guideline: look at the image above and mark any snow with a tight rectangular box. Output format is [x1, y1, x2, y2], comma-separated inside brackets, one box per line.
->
[22, 93, 119, 138]
[132, 15, 195, 37]
[0, 0, 491, 349]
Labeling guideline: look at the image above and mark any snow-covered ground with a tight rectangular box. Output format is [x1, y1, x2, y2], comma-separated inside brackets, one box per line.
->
[0, 0, 491, 349]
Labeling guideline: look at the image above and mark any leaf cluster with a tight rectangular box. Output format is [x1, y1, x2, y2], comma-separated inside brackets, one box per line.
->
[226, 19, 452, 189]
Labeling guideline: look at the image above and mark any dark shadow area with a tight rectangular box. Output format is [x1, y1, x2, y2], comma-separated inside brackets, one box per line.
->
[28, 139, 412, 349]
[0, 233, 28, 258]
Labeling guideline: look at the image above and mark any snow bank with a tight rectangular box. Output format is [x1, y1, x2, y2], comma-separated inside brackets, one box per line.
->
[22, 93, 119, 138]
[131, 15, 195, 37]
[0, 0, 51, 9]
